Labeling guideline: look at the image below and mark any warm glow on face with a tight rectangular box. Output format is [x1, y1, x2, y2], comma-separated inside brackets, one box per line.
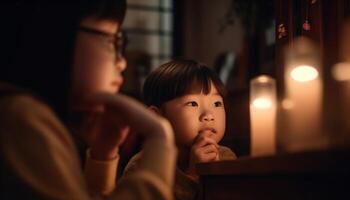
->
[252, 98, 272, 109]
[291, 65, 319, 82]
[332, 62, 350, 81]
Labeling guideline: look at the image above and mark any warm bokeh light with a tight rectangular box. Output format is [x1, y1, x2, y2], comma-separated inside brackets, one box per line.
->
[250, 75, 276, 156]
[257, 75, 270, 83]
[332, 62, 350, 81]
[282, 99, 294, 110]
[290, 65, 319, 82]
[252, 98, 272, 109]
[282, 35, 326, 152]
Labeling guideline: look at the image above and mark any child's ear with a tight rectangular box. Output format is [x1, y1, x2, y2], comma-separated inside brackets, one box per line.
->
[148, 105, 162, 115]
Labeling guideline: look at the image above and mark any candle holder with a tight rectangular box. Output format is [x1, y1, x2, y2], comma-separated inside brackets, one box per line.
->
[282, 37, 328, 152]
[330, 19, 350, 148]
[250, 75, 277, 156]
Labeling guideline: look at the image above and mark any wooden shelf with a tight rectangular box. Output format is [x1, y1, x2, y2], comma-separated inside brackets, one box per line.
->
[197, 149, 350, 200]
[197, 148, 350, 175]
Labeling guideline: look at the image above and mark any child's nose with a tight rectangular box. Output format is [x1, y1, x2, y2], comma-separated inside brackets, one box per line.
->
[200, 112, 214, 122]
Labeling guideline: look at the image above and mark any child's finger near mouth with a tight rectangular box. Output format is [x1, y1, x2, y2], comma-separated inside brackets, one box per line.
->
[197, 131, 213, 139]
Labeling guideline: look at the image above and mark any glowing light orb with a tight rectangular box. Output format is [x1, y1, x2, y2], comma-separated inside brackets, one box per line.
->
[252, 98, 272, 109]
[291, 65, 318, 82]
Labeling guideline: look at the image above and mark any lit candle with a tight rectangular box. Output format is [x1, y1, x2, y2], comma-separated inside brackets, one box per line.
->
[331, 19, 350, 146]
[332, 62, 350, 146]
[283, 37, 326, 152]
[250, 75, 276, 156]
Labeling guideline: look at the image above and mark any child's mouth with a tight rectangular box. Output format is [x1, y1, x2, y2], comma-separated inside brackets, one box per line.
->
[199, 128, 216, 134]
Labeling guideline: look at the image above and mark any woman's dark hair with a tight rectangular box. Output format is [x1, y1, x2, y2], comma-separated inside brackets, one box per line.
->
[143, 59, 226, 108]
[0, 1, 126, 122]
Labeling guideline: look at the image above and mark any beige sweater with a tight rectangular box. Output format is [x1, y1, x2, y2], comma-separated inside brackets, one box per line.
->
[0, 85, 176, 199]
[124, 146, 237, 200]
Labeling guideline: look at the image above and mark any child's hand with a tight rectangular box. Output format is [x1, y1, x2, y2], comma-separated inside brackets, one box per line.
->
[186, 131, 219, 178]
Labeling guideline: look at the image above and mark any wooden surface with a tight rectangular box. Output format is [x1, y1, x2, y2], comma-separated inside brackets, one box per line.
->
[197, 149, 350, 200]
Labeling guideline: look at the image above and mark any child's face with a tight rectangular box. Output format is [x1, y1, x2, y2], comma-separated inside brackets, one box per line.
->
[71, 17, 126, 99]
[161, 81, 226, 147]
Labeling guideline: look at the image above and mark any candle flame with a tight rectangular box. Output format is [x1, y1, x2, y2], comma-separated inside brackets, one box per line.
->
[257, 75, 270, 83]
[252, 98, 272, 109]
[291, 65, 319, 82]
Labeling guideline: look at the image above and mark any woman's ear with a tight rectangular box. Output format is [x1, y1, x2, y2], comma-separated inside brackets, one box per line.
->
[148, 105, 162, 115]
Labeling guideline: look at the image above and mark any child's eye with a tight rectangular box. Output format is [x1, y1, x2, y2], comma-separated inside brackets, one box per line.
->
[185, 101, 198, 107]
[214, 101, 223, 107]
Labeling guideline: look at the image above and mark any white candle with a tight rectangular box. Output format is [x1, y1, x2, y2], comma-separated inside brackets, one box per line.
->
[332, 20, 350, 146]
[250, 75, 276, 156]
[332, 62, 350, 146]
[283, 37, 326, 152]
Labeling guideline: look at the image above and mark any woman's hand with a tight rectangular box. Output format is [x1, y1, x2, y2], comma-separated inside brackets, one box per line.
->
[79, 92, 174, 160]
[80, 110, 130, 160]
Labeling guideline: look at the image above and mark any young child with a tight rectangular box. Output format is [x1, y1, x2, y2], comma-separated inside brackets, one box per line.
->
[124, 59, 237, 200]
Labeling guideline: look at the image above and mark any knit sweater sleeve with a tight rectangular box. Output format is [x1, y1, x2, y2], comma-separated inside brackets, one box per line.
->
[0, 95, 91, 199]
[0, 94, 177, 200]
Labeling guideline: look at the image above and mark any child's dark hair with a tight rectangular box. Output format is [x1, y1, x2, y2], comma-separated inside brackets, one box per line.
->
[143, 59, 226, 107]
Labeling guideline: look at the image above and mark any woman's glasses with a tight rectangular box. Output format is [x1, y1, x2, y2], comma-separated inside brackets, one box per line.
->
[78, 26, 127, 62]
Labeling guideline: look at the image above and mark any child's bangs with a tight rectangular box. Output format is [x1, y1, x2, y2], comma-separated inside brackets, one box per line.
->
[192, 66, 226, 98]
[190, 73, 212, 95]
